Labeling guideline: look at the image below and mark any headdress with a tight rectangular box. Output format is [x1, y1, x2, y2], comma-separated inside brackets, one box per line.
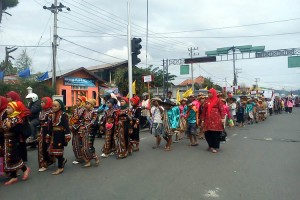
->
[41, 97, 53, 109]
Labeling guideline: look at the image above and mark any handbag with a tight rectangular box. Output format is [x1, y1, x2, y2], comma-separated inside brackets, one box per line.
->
[220, 131, 227, 142]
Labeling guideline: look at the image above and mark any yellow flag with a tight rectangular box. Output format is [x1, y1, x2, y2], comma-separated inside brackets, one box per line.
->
[176, 89, 181, 104]
[204, 86, 208, 90]
[132, 80, 136, 95]
[126, 80, 136, 97]
[182, 87, 193, 98]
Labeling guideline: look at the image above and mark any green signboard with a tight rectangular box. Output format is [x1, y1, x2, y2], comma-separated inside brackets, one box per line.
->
[288, 56, 300, 68]
[180, 65, 189, 75]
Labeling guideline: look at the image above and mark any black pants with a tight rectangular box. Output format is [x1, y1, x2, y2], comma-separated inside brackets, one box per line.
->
[205, 131, 221, 149]
[10, 165, 27, 178]
[269, 108, 273, 116]
[288, 107, 293, 113]
[57, 156, 65, 168]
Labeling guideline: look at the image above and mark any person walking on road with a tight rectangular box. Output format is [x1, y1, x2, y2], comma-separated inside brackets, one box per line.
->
[37, 97, 55, 172]
[150, 98, 164, 149]
[82, 99, 100, 167]
[202, 88, 225, 153]
[141, 93, 151, 129]
[69, 96, 87, 164]
[287, 97, 294, 113]
[185, 100, 199, 146]
[47, 99, 70, 175]
[2, 101, 31, 185]
[101, 98, 118, 158]
[129, 96, 141, 152]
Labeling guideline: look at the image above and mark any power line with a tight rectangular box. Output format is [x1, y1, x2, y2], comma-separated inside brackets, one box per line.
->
[59, 36, 126, 61]
[58, 47, 116, 65]
[149, 17, 300, 35]
[63, 0, 189, 48]
[0, 45, 51, 47]
[148, 31, 300, 39]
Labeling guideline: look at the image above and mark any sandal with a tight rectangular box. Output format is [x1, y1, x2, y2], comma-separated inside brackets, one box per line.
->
[83, 162, 91, 168]
[211, 148, 217, 153]
[22, 167, 30, 181]
[52, 168, 64, 175]
[94, 156, 100, 166]
[4, 178, 18, 185]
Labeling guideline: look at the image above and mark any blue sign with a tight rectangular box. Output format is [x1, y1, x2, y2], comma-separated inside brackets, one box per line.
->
[64, 77, 96, 87]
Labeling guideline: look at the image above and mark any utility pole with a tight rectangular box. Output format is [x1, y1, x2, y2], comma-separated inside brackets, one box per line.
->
[188, 47, 199, 91]
[145, 0, 149, 69]
[43, 1, 70, 93]
[255, 78, 260, 90]
[127, 0, 133, 100]
[232, 47, 237, 86]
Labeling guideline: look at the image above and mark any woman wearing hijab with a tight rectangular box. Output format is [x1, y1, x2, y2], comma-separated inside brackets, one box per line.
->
[2, 101, 31, 185]
[116, 97, 130, 159]
[69, 96, 87, 164]
[201, 88, 225, 153]
[47, 99, 71, 175]
[82, 99, 100, 167]
[5, 91, 28, 162]
[129, 96, 141, 152]
[0, 96, 8, 165]
[37, 97, 55, 172]
[6, 91, 22, 102]
[101, 98, 119, 158]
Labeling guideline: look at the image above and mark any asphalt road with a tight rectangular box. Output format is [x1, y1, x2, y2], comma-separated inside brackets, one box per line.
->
[1, 108, 300, 200]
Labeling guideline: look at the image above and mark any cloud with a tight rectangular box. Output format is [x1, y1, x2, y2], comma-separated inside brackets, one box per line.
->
[0, 0, 299, 90]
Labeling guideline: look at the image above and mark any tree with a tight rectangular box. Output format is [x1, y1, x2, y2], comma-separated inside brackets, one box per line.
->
[15, 49, 32, 72]
[0, 0, 19, 23]
[113, 65, 176, 96]
[202, 77, 223, 91]
[0, 60, 17, 75]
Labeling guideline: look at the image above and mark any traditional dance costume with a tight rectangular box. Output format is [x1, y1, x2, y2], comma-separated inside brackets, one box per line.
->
[70, 96, 87, 162]
[38, 97, 55, 171]
[129, 96, 141, 153]
[48, 99, 70, 174]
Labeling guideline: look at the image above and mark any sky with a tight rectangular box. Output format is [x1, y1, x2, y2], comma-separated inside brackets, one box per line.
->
[0, 0, 300, 90]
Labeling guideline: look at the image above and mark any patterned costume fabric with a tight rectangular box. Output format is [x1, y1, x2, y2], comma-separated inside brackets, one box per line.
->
[101, 108, 118, 155]
[116, 107, 131, 158]
[38, 101, 55, 168]
[70, 106, 87, 161]
[128, 106, 141, 152]
[48, 110, 71, 156]
[2, 111, 25, 172]
[82, 109, 98, 160]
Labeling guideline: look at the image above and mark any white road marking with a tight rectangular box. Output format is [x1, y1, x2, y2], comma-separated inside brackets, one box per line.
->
[265, 138, 273, 141]
[204, 187, 220, 198]
[244, 137, 248, 139]
[232, 134, 237, 136]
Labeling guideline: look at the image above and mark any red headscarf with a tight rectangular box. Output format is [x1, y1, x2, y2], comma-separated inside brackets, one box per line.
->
[0, 96, 8, 112]
[130, 96, 140, 106]
[121, 97, 129, 104]
[6, 91, 22, 102]
[41, 97, 53, 109]
[207, 88, 218, 116]
[7, 101, 31, 119]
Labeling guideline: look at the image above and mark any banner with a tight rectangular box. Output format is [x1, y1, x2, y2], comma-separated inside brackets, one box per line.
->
[37, 71, 49, 81]
[64, 77, 96, 87]
[18, 68, 30, 78]
[0, 71, 4, 80]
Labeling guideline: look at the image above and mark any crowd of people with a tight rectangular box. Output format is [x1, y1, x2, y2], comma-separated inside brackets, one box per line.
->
[0, 89, 296, 185]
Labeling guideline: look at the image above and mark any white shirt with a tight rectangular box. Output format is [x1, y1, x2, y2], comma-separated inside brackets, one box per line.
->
[151, 106, 164, 123]
[230, 102, 237, 116]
